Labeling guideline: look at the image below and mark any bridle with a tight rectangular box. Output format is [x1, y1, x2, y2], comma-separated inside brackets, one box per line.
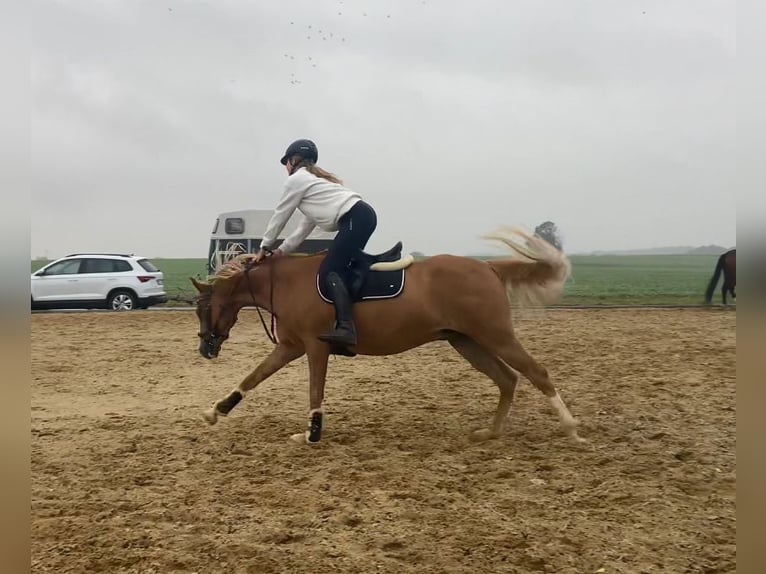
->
[197, 295, 229, 351]
[198, 255, 278, 348]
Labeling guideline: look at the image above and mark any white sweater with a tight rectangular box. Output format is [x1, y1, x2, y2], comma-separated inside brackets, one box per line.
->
[260, 167, 362, 253]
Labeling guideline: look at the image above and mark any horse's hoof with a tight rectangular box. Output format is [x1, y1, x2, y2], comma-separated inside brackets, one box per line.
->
[567, 429, 588, 444]
[469, 429, 497, 442]
[202, 407, 219, 425]
[290, 431, 320, 446]
[290, 432, 307, 444]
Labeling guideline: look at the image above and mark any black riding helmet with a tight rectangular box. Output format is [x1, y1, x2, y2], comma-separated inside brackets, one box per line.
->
[280, 139, 318, 165]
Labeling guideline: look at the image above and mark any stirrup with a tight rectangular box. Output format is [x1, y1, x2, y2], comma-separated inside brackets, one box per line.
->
[328, 343, 357, 357]
[318, 329, 356, 346]
[318, 330, 357, 357]
[318, 320, 357, 354]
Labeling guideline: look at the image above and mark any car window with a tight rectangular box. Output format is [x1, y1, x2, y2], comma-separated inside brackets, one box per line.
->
[137, 259, 159, 272]
[81, 259, 115, 273]
[81, 258, 133, 273]
[42, 259, 82, 275]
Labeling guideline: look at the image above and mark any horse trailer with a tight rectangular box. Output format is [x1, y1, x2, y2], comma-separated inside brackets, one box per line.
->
[208, 209, 335, 274]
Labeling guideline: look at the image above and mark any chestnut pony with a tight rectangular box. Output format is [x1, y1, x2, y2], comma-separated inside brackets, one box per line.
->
[191, 227, 585, 445]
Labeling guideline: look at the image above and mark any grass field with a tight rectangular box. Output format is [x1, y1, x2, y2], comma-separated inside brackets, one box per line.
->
[32, 254, 722, 306]
[561, 254, 720, 305]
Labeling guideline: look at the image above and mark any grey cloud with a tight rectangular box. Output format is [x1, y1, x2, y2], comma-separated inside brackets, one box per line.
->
[30, 0, 736, 257]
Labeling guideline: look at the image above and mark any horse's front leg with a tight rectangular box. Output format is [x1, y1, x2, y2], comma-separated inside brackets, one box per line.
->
[203, 343, 305, 425]
[291, 343, 330, 445]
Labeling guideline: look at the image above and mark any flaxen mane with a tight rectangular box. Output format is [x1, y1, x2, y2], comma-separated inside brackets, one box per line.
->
[207, 252, 324, 283]
[207, 254, 255, 282]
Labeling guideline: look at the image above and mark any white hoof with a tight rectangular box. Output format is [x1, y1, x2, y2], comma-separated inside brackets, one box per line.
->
[469, 429, 497, 442]
[564, 424, 587, 443]
[569, 432, 588, 444]
[290, 431, 321, 446]
[290, 431, 308, 444]
[202, 407, 219, 425]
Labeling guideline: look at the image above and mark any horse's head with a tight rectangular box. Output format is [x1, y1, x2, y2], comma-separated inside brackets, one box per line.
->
[191, 275, 243, 359]
[191, 255, 273, 358]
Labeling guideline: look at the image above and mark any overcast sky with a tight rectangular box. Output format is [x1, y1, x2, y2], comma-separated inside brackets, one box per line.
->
[30, 0, 735, 258]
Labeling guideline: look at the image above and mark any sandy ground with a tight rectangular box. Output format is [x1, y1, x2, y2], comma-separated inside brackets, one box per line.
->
[31, 308, 736, 574]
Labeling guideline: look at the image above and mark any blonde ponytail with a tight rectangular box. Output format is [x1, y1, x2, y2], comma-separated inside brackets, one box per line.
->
[288, 155, 343, 184]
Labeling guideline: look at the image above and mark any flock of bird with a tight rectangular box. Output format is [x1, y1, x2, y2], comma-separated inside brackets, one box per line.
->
[163, 3, 649, 88]
[163, 2, 428, 88]
[282, 1, 429, 86]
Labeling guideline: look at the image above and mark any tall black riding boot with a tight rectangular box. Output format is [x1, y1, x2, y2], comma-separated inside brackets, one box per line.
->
[318, 272, 357, 351]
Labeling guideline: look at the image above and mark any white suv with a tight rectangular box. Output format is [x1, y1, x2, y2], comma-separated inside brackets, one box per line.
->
[31, 253, 167, 311]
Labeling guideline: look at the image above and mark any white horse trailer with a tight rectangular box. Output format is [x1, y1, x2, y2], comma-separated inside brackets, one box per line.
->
[207, 209, 335, 274]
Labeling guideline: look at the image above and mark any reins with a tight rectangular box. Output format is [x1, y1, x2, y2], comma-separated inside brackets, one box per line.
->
[244, 258, 277, 345]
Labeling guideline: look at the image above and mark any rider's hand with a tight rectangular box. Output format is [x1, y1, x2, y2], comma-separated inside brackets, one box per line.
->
[253, 248, 283, 263]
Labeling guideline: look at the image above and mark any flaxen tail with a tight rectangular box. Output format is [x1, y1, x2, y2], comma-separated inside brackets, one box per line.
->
[483, 227, 572, 308]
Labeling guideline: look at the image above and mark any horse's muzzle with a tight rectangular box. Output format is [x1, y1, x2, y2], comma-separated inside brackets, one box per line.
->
[199, 336, 223, 359]
[199, 342, 216, 359]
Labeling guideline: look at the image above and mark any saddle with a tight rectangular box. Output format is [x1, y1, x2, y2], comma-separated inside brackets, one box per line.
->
[349, 241, 404, 295]
[352, 241, 403, 267]
[316, 241, 415, 303]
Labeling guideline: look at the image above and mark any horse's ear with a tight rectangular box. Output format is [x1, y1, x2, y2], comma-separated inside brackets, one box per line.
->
[190, 277, 211, 293]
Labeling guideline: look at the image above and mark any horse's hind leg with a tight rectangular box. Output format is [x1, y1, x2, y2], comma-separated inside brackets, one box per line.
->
[722, 281, 736, 306]
[482, 333, 585, 443]
[448, 334, 519, 442]
[203, 343, 305, 425]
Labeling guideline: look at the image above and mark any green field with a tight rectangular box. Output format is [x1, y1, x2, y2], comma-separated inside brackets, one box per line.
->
[560, 254, 719, 305]
[32, 254, 721, 306]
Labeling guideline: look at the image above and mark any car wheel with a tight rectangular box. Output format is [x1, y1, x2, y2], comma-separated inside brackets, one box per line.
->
[108, 290, 136, 311]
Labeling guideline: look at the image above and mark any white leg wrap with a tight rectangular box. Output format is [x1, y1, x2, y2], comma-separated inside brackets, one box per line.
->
[549, 393, 587, 443]
[548, 393, 576, 427]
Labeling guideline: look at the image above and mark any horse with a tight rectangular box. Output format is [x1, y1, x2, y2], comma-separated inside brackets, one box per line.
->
[704, 249, 736, 305]
[190, 227, 586, 446]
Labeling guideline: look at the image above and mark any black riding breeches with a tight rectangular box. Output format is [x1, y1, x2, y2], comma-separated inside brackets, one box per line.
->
[319, 200, 377, 288]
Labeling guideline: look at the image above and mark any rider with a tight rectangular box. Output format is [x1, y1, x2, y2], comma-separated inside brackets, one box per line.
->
[253, 138, 378, 350]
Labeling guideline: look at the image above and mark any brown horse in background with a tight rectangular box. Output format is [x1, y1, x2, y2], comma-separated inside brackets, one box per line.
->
[704, 249, 736, 305]
[190, 227, 585, 446]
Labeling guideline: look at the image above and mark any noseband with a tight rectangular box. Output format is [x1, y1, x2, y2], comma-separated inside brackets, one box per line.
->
[202, 331, 227, 346]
